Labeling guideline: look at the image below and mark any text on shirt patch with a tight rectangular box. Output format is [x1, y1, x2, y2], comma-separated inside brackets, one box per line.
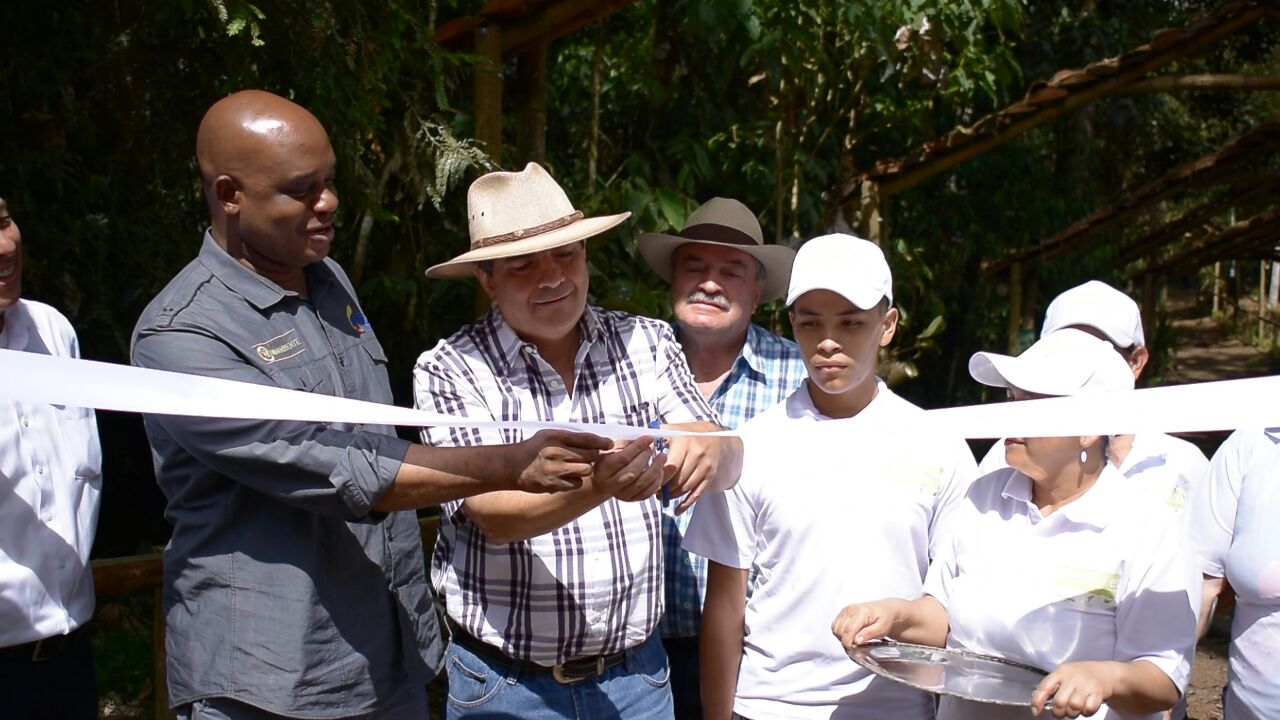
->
[252, 329, 307, 364]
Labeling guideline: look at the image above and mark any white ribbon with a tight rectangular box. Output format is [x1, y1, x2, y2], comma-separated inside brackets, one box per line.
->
[3, 348, 1277, 440]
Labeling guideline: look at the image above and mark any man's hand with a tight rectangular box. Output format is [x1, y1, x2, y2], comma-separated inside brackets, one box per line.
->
[593, 436, 667, 502]
[509, 429, 613, 494]
[663, 424, 743, 514]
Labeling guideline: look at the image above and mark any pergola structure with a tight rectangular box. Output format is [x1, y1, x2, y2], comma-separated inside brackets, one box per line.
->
[837, 0, 1280, 352]
[434, 0, 638, 167]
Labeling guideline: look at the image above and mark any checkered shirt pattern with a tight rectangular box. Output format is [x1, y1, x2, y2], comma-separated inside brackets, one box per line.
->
[413, 305, 717, 665]
[660, 322, 807, 637]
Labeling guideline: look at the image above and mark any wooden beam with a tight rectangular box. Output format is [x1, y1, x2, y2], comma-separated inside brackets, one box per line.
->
[1116, 178, 1279, 266]
[92, 553, 164, 595]
[1136, 207, 1280, 278]
[842, 4, 1269, 203]
[502, 0, 636, 57]
[1119, 73, 1280, 93]
[984, 117, 1280, 275]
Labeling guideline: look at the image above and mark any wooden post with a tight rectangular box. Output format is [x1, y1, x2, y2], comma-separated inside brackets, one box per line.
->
[1142, 273, 1157, 348]
[473, 23, 502, 318]
[1212, 261, 1221, 315]
[1260, 260, 1268, 343]
[859, 180, 884, 245]
[516, 43, 548, 164]
[1008, 261, 1023, 354]
[153, 587, 172, 719]
[474, 23, 503, 165]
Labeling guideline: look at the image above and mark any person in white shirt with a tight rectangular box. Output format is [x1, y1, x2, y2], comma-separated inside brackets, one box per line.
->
[684, 234, 977, 720]
[0, 196, 103, 719]
[1190, 428, 1280, 720]
[977, 280, 1207, 512]
[834, 329, 1200, 720]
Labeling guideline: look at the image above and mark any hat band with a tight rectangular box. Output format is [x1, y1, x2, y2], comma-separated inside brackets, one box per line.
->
[473, 211, 585, 249]
[679, 223, 760, 247]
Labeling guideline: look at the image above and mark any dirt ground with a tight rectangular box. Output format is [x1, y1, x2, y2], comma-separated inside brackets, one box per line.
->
[1187, 632, 1229, 720]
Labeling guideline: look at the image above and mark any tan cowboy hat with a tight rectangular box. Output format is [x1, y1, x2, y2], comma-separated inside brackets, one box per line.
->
[636, 197, 795, 301]
[426, 162, 631, 279]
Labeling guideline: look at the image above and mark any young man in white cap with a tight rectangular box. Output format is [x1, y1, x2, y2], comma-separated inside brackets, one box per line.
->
[684, 233, 976, 720]
[413, 163, 743, 719]
[636, 197, 806, 719]
[977, 280, 1208, 512]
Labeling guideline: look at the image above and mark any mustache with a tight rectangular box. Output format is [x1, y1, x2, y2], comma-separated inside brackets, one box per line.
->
[686, 290, 730, 310]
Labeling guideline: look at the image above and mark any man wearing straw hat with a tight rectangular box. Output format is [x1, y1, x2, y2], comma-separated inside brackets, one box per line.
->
[636, 197, 806, 719]
[414, 163, 743, 719]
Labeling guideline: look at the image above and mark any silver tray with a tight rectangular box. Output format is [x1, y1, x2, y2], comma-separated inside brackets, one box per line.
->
[847, 639, 1049, 707]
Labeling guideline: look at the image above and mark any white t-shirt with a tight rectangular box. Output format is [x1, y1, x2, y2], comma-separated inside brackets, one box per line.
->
[683, 381, 977, 720]
[0, 299, 103, 646]
[925, 465, 1199, 720]
[977, 432, 1207, 512]
[1189, 428, 1280, 720]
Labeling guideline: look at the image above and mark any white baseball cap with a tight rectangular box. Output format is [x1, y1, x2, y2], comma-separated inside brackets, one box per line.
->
[786, 233, 893, 309]
[1041, 280, 1145, 348]
[969, 328, 1136, 396]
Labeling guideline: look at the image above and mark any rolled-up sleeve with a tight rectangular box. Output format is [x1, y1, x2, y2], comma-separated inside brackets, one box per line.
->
[133, 325, 409, 520]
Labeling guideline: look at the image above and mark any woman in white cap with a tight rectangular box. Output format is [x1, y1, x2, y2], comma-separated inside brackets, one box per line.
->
[833, 329, 1199, 719]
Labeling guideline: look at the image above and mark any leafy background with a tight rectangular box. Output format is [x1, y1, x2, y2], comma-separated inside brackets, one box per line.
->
[1, 0, 1277, 555]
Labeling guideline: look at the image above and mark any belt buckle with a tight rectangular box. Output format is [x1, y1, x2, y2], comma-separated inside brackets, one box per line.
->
[551, 656, 605, 685]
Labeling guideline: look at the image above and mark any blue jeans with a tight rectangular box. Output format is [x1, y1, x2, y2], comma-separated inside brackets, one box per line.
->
[445, 632, 674, 720]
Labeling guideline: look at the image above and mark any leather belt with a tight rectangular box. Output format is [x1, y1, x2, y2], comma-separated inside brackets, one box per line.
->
[0, 626, 83, 663]
[447, 620, 628, 684]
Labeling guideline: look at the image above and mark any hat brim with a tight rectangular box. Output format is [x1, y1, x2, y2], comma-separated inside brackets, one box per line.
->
[636, 232, 796, 302]
[426, 212, 632, 279]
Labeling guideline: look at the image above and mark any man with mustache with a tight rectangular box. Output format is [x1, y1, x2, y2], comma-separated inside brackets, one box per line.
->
[132, 92, 615, 719]
[0, 196, 103, 719]
[685, 234, 975, 720]
[635, 197, 806, 719]
[413, 163, 743, 719]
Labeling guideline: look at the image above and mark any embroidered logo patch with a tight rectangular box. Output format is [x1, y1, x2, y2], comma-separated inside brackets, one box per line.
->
[251, 329, 307, 364]
[347, 305, 373, 335]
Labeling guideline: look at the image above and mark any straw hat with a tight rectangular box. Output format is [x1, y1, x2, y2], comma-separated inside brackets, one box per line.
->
[426, 162, 630, 279]
[636, 197, 796, 301]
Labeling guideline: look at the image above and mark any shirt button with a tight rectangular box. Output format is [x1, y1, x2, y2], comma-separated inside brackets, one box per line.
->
[35, 465, 45, 476]
[44, 514, 55, 523]
[21, 417, 29, 428]
[547, 378, 562, 389]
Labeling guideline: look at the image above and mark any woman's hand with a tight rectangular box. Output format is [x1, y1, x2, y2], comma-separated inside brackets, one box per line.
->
[832, 601, 901, 649]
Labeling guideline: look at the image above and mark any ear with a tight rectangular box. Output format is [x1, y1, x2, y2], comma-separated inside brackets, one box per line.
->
[1080, 435, 1104, 452]
[213, 176, 242, 216]
[472, 265, 496, 299]
[879, 307, 900, 347]
[1128, 345, 1150, 379]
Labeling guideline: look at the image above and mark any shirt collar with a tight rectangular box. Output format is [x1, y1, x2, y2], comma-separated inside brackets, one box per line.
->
[0, 301, 27, 351]
[488, 304, 603, 371]
[737, 324, 771, 375]
[197, 230, 310, 310]
[1002, 464, 1123, 529]
[784, 378, 888, 422]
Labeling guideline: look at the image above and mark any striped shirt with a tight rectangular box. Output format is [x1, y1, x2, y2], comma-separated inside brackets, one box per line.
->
[661, 322, 807, 637]
[413, 305, 717, 665]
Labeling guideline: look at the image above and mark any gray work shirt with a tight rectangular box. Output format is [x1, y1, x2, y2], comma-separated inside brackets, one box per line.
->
[131, 232, 443, 717]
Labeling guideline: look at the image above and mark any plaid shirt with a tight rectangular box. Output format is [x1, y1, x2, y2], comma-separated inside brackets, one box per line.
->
[661, 323, 807, 637]
[413, 305, 716, 665]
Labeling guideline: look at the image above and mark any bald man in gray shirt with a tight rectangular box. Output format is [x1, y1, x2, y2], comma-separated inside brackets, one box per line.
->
[132, 90, 654, 720]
